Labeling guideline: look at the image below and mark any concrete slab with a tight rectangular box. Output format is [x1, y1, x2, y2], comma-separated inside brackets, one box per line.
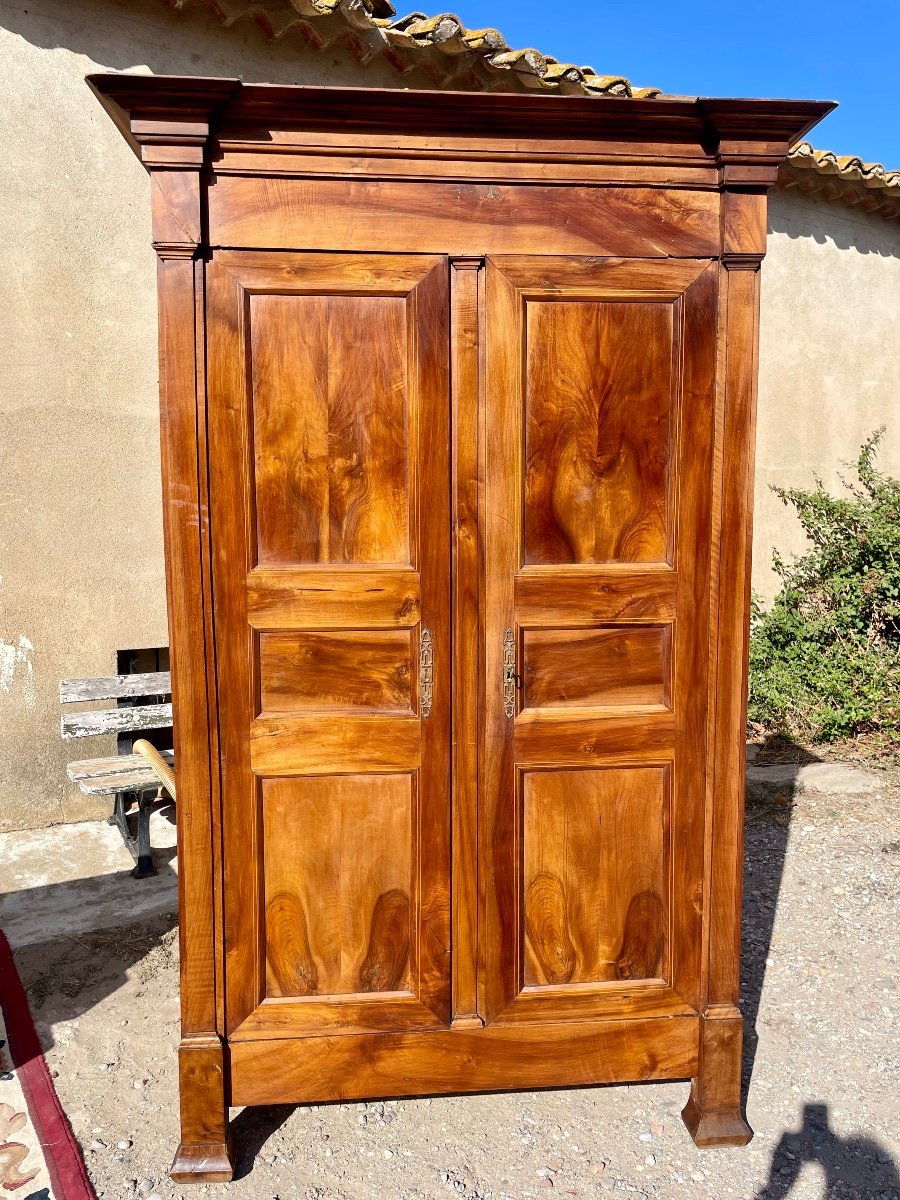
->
[746, 760, 884, 803]
[0, 806, 178, 948]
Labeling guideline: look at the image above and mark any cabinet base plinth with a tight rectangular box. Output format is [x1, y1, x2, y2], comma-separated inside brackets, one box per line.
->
[681, 1095, 753, 1147]
[170, 1139, 235, 1184]
[681, 1008, 752, 1147]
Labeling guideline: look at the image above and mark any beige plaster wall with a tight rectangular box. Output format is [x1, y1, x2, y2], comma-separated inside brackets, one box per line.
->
[756, 189, 900, 604]
[1, 0, 898, 832]
[0, 0, 434, 832]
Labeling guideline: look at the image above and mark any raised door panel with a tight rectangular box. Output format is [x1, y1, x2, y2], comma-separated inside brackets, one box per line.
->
[523, 300, 672, 565]
[207, 251, 451, 1040]
[252, 293, 410, 566]
[481, 256, 717, 1026]
[523, 767, 668, 987]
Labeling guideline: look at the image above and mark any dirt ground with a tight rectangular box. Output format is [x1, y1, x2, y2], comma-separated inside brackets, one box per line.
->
[12, 780, 900, 1200]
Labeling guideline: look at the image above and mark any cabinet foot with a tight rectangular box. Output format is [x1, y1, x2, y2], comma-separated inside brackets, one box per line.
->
[682, 1094, 752, 1148]
[682, 1008, 753, 1148]
[170, 1139, 235, 1183]
[170, 1036, 233, 1183]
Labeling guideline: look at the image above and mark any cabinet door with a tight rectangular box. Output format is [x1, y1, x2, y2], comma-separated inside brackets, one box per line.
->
[206, 251, 451, 1039]
[480, 256, 717, 1024]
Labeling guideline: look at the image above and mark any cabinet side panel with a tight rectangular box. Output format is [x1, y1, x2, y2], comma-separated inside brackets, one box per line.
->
[157, 252, 219, 1039]
[706, 259, 762, 1008]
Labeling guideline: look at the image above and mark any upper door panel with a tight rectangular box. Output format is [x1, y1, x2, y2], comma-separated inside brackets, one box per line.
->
[523, 297, 673, 566]
[251, 291, 412, 566]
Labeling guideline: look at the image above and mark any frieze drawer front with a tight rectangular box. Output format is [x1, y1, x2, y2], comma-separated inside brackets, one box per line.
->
[88, 71, 832, 1182]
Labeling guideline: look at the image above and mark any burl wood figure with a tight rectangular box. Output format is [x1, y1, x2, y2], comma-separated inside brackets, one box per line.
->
[88, 74, 832, 1181]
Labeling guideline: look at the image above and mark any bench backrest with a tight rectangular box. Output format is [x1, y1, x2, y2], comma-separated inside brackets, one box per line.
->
[59, 672, 172, 740]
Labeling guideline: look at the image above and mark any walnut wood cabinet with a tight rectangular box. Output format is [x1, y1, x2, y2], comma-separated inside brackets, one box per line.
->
[89, 74, 830, 1182]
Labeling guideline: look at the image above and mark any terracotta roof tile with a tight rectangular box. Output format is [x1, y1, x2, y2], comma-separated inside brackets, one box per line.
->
[780, 142, 900, 220]
[161, 0, 897, 211]
[786, 142, 900, 191]
[162, 0, 659, 95]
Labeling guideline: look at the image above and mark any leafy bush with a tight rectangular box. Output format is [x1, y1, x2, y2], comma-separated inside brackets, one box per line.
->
[749, 430, 900, 743]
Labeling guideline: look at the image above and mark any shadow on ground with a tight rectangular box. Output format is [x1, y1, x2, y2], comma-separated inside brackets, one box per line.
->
[4, 805, 179, 1057]
[7, 740, 900, 1194]
[741, 736, 900, 1197]
[755, 1103, 900, 1199]
[741, 735, 824, 1091]
[10, 909, 178, 1060]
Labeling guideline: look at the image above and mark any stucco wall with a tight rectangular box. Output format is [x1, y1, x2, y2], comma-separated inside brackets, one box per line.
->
[0, 0, 436, 832]
[1, 0, 898, 832]
[756, 189, 900, 603]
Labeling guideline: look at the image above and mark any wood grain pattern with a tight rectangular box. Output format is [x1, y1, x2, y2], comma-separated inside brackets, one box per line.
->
[516, 568, 676, 624]
[59, 671, 170, 703]
[480, 255, 708, 1033]
[156, 250, 217, 1036]
[679, 248, 763, 1147]
[514, 710, 676, 767]
[90, 72, 829, 1169]
[61, 701, 173, 739]
[209, 178, 720, 259]
[232, 994, 444, 1040]
[250, 714, 421, 776]
[524, 300, 672, 565]
[450, 259, 482, 1024]
[67, 750, 174, 781]
[522, 626, 669, 710]
[707, 261, 761, 1010]
[485, 255, 709, 299]
[668, 262, 719, 1023]
[206, 251, 451, 1043]
[251, 293, 410, 566]
[523, 768, 667, 986]
[259, 631, 412, 713]
[170, 1037, 232, 1184]
[151, 169, 235, 1177]
[479, 258, 522, 1021]
[263, 775, 412, 998]
[229, 1016, 700, 1106]
[682, 1010, 752, 1146]
[247, 568, 420, 630]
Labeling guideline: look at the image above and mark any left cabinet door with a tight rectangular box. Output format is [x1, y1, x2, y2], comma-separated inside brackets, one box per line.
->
[206, 251, 452, 1041]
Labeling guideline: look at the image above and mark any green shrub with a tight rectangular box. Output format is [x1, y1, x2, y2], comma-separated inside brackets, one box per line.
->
[748, 429, 900, 743]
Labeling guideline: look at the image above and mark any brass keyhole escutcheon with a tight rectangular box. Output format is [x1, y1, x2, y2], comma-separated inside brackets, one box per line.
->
[420, 627, 434, 720]
[503, 628, 516, 718]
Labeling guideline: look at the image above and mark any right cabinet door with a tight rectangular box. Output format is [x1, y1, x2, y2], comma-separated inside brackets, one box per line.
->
[480, 255, 718, 1026]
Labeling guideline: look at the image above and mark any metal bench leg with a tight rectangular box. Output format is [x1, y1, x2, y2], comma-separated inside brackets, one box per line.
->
[110, 789, 158, 880]
[132, 791, 158, 879]
[110, 790, 132, 848]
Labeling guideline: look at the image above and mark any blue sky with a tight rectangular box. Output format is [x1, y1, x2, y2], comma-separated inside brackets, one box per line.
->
[443, 0, 900, 167]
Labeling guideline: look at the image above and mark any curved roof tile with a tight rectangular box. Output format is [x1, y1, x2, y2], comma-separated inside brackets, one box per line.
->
[786, 142, 900, 191]
[162, 0, 897, 209]
[164, 0, 660, 95]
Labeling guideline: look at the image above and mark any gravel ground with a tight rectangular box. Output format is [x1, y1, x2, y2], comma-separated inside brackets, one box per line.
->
[12, 779, 900, 1200]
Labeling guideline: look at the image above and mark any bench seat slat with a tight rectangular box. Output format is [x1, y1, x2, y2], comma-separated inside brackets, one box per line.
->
[61, 702, 173, 740]
[67, 751, 175, 782]
[59, 672, 171, 704]
[73, 768, 171, 796]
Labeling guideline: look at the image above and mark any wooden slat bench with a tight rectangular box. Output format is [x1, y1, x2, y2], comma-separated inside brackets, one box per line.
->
[60, 672, 175, 878]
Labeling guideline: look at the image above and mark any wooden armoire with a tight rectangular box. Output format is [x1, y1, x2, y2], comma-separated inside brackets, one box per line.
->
[89, 73, 830, 1181]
